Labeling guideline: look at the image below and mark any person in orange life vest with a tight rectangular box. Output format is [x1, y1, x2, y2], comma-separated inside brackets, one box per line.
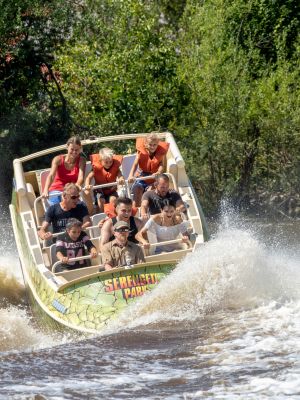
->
[128, 132, 169, 207]
[84, 147, 125, 213]
[42, 136, 86, 206]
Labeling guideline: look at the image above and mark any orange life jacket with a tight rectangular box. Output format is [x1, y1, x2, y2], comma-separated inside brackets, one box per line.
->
[136, 137, 169, 174]
[90, 154, 123, 195]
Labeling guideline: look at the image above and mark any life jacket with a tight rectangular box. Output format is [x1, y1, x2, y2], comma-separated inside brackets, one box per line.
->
[90, 154, 123, 195]
[136, 137, 169, 174]
[49, 154, 80, 192]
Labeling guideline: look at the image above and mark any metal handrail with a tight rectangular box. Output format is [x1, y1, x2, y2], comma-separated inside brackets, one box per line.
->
[129, 172, 178, 191]
[52, 254, 93, 273]
[34, 172, 178, 229]
[147, 238, 185, 247]
[34, 191, 63, 228]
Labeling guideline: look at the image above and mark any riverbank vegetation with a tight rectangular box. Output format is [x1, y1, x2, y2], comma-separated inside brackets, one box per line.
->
[0, 0, 299, 216]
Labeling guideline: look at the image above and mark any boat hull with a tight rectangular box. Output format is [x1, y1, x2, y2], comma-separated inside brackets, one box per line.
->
[10, 200, 176, 334]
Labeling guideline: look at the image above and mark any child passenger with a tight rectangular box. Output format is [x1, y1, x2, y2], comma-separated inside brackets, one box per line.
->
[55, 218, 98, 272]
[128, 132, 169, 207]
[84, 147, 125, 214]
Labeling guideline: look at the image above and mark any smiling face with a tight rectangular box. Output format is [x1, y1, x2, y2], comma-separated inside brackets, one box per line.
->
[116, 203, 132, 221]
[101, 156, 114, 170]
[67, 143, 81, 161]
[145, 138, 159, 154]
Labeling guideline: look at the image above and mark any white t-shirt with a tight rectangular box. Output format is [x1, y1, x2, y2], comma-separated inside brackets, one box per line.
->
[144, 219, 189, 252]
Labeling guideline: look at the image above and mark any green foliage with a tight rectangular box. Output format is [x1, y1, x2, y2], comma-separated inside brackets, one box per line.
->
[176, 0, 300, 212]
[0, 0, 78, 166]
[0, 0, 299, 214]
[55, 0, 182, 136]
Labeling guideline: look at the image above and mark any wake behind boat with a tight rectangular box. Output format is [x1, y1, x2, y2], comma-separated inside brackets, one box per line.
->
[9, 132, 209, 334]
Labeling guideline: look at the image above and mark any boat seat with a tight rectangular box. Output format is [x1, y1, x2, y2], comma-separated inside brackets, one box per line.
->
[121, 154, 136, 179]
[87, 212, 107, 238]
[49, 243, 59, 266]
[39, 169, 50, 194]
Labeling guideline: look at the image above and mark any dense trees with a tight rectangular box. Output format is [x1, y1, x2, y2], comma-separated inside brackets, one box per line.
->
[0, 0, 299, 214]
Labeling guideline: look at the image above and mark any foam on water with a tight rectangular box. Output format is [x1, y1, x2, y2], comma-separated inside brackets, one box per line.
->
[105, 227, 300, 333]
[0, 256, 73, 352]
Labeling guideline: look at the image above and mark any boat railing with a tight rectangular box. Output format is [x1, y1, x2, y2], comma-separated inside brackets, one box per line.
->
[34, 173, 178, 228]
[52, 254, 95, 273]
[52, 238, 187, 273]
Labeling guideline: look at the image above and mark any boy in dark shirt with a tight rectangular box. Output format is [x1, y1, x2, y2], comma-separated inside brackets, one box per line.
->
[55, 218, 98, 272]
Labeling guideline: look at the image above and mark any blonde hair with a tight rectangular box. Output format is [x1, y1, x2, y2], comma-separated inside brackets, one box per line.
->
[63, 183, 79, 196]
[145, 132, 159, 143]
[99, 147, 114, 160]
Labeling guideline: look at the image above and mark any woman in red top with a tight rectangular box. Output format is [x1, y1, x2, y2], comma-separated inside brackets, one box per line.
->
[128, 132, 169, 207]
[42, 136, 86, 205]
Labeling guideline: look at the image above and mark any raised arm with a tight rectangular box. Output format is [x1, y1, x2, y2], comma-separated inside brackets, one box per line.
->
[100, 219, 113, 249]
[135, 224, 150, 249]
[42, 155, 60, 197]
[140, 198, 149, 220]
[75, 157, 86, 189]
[127, 154, 139, 183]
[84, 170, 95, 191]
[117, 168, 125, 185]
[81, 215, 92, 230]
[38, 220, 52, 240]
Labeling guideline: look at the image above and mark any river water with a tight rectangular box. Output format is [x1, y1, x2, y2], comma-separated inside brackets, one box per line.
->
[0, 202, 299, 399]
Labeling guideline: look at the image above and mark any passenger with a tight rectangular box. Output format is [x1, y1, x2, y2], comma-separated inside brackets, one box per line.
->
[42, 136, 86, 205]
[84, 147, 125, 214]
[38, 183, 91, 241]
[55, 218, 98, 272]
[140, 174, 186, 220]
[101, 221, 145, 271]
[128, 132, 169, 207]
[100, 197, 144, 249]
[135, 199, 190, 253]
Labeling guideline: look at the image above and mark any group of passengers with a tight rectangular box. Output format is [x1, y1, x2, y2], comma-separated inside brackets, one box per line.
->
[38, 132, 190, 272]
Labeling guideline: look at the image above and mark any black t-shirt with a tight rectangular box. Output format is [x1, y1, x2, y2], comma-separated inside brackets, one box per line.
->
[56, 231, 94, 270]
[45, 202, 89, 233]
[142, 190, 182, 215]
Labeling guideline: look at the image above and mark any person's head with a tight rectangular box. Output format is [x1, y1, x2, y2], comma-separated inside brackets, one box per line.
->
[113, 220, 130, 245]
[62, 183, 80, 209]
[155, 174, 170, 197]
[66, 136, 82, 160]
[115, 197, 132, 221]
[99, 147, 114, 169]
[66, 218, 82, 241]
[160, 199, 176, 220]
[144, 132, 159, 154]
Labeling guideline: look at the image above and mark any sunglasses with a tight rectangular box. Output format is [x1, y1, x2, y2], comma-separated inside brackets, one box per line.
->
[115, 228, 129, 233]
[69, 195, 80, 200]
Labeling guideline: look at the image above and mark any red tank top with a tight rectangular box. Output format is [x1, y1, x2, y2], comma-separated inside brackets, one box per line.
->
[49, 155, 80, 192]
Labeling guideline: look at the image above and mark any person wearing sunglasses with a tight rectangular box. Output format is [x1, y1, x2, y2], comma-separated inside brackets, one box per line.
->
[100, 197, 144, 249]
[101, 220, 145, 271]
[38, 183, 91, 241]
